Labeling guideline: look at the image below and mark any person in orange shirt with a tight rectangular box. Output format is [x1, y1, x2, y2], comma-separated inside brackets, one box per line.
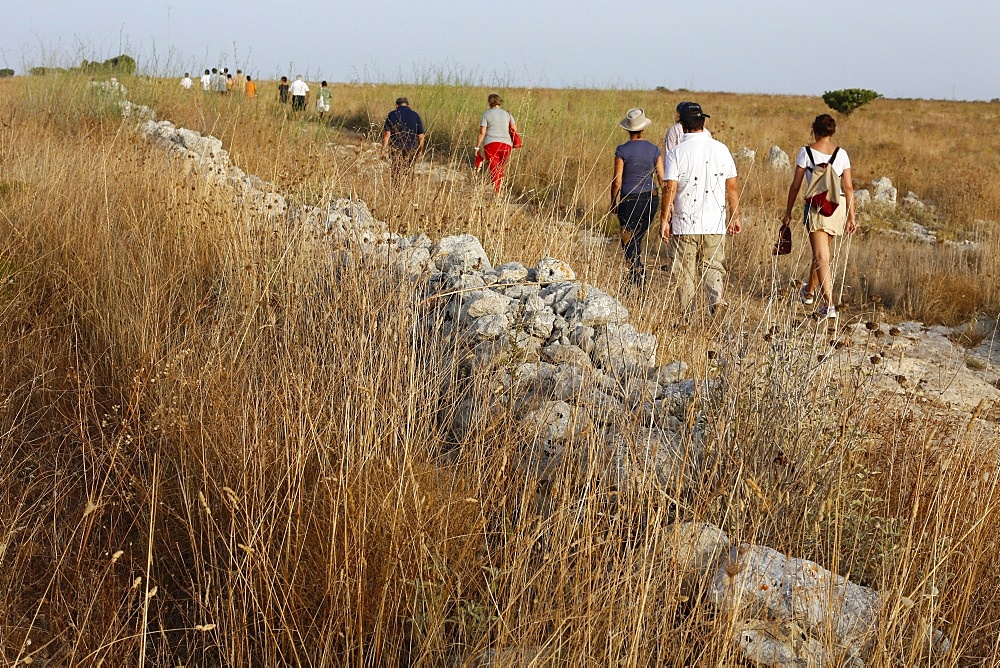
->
[245, 76, 257, 99]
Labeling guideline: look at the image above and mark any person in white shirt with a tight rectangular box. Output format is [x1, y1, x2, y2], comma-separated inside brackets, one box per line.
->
[660, 102, 740, 316]
[780, 114, 856, 320]
[200, 69, 211, 91]
[181, 73, 193, 90]
[289, 75, 310, 117]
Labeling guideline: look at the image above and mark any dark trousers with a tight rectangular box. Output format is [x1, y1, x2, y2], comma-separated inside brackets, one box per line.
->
[617, 192, 658, 276]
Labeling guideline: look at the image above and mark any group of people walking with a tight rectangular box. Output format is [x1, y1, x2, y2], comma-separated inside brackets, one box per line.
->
[181, 68, 257, 98]
[611, 100, 855, 319]
[380, 93, 520, 192]
[176, 74, 855, 317]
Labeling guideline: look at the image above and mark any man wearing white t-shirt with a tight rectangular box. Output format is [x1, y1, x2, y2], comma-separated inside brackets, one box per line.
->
[200, 69, 211, 91]
[289, 75, 310, 117]
[660, 103, 740, 315]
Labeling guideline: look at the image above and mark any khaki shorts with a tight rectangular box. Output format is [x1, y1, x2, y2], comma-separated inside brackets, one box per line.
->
[805, 195, 847, 236]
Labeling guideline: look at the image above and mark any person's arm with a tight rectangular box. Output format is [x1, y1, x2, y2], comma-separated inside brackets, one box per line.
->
[726, 176, 741, 234]
[610, 156, 624, 214]
[475, 125, 487, 153]
[654, 154, 669, 228]
[381, 130, 391, 157]
[660, 180, 677, 241]
[841, 167, 856, 234]
[782, 166, 807, 226]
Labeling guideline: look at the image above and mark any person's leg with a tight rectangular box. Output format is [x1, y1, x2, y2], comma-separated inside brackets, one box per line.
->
[617, 196, 641, 276]
[670, 235, 698, 312]
[485, 143, 512, 192]
[809, 231, 835, 305]
[702, 234, 727, 310]
[629, 194, 657, 281]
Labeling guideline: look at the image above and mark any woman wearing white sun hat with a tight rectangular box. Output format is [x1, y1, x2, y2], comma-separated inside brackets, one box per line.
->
[610, 108, 667, 285]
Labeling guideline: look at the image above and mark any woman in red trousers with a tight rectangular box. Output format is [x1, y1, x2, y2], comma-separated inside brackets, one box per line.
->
[475, 93, 517, 192]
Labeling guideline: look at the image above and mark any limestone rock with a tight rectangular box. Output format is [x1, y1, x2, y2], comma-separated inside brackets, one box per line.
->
[767, 146, 791, 171]
[536, 256, 576, 283]
[568, 323, 597, 355]
[564, 285, 629, 327]
[495, 261, 530, 283]
[735, 619, 832, 668]
[872, 176, 897, 206]
[902, 191, 925, 208]
[432, 234, 492, 275]
[461, 290, 514, 321]
[606, 427, 697, 491]
[592, 323, 657, 376]
[508, 362, 559, 395]
[649, 360, 689, 385]
[541, 343, 594, 370]
[709, 544, 881, 655]
[735, 147, 756, 163]
[519, 400, 590, 478]
[521, 310, 557, 339]
[469, 313, 511, 339]
[854, 189, 871, 208]
[667, 522, 730, 585]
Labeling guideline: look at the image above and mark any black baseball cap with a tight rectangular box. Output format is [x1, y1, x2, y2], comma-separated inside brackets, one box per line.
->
[680, 102, 710, 122]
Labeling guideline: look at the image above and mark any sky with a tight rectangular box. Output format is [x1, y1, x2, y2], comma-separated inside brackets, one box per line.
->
[4, 0, 999, 101]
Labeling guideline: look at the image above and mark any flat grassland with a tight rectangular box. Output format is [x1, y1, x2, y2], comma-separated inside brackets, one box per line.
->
[0, 73, 997, 665]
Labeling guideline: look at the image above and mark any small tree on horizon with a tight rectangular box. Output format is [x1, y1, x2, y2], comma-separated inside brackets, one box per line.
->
[823, 89, 881, 116]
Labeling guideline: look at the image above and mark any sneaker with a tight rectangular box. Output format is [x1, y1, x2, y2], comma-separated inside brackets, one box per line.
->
[818, 305, 838, 320]
[799, 285, 815, 305]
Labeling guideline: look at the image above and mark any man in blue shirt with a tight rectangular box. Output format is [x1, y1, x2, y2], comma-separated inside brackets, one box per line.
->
[381, 97, 425, 174]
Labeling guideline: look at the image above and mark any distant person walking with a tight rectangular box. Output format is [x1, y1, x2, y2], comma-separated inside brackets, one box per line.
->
[316, 81, 332, 119]
[181, 72, 193, 90]
[278, 76, 290, 105]
[200, 69, 211, 91]
[780, 113, 856, 320]
[226, 73, 234, 94]
[660, 103, 740, 316]
[474, 93, 518, 192]
[211, 68, 227, 95]
[381, 97, 425, 174]
[245, 76, 256, 99]
[610, 108, 666, 286]
[289, 75, 309, 116]
[235, 69, 246, 94]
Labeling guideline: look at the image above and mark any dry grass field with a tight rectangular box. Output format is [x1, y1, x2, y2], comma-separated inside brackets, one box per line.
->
[0, 72, 998, 665]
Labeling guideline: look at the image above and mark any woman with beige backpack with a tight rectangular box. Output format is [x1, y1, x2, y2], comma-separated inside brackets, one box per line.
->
[780, 114, 857, 319]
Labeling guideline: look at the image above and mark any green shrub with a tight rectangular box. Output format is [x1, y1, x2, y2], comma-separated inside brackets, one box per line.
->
[0, 69, 13, 78]
[822, 89, 881, 116]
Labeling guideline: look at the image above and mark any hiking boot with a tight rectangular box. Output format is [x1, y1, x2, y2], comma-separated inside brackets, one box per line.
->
[818, 305, 838, 320]
[799, 285, 815, 305]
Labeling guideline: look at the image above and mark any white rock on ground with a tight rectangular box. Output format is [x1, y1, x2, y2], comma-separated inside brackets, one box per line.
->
[767, 146, 791, 170]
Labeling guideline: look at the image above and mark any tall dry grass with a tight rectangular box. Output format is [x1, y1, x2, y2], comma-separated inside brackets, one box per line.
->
[0, 73, 997, 665]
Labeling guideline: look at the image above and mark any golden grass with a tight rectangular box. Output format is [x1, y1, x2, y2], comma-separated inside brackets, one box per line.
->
[0, 73, 997, 665]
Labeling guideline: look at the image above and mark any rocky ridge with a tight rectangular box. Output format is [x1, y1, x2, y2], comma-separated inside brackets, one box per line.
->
[93, 79, 973, 666]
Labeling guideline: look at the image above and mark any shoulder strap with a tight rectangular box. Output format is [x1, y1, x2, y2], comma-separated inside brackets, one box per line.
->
[829, 147, 840, 164]
[805, 146, 816, 170]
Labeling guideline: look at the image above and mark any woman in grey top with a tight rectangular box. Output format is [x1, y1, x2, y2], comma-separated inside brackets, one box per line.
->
[474, 93, 517, 192]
